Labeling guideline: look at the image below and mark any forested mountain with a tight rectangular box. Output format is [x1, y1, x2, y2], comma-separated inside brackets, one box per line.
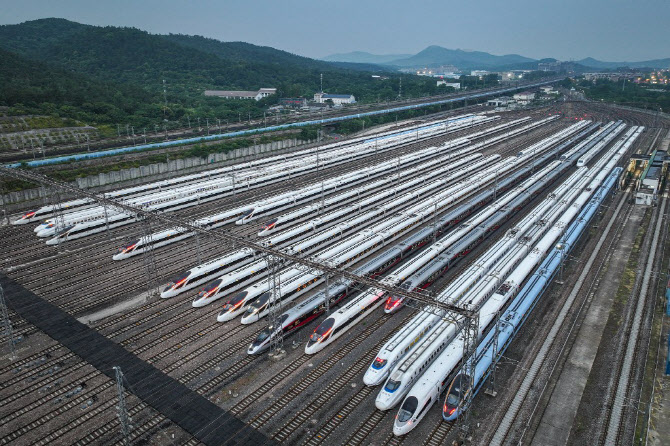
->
[388, 46, 535, 69]
[323, 51, 412, 64]
[0, 18, 442, 128]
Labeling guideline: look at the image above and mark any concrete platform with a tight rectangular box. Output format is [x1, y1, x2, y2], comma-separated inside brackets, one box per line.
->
[530, 203, 645, 446]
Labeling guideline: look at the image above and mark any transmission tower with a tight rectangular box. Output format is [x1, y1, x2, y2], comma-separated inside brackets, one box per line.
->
[458, 307, 480, 442]
[140, 219, 159, 298]
[113, 366, 132, 445]
[267, 255, 285, 359]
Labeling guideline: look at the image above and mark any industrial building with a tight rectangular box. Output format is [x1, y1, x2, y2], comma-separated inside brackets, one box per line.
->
[204, 88, 277, 101]
[437, 80, 461, 89]
[313, 92, 356, 105]
[636, 150, 667, 205]
[513, 91, 536, 104]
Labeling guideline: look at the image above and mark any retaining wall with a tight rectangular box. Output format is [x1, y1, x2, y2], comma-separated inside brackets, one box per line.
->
[2, 138, 311, 212]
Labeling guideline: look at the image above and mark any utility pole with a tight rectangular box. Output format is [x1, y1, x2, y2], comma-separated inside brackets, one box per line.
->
[320, 73, 323, 93]
[113, 367, 132, 446]
[398, 77, 402, 99]
[162, 79, 168, 120]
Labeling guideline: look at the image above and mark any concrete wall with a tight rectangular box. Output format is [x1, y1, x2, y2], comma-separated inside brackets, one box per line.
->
[2, 138, 311, 212]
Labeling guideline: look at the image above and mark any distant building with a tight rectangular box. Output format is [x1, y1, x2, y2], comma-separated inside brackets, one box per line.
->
[487, 96, 514, 107]
[436, 80, 461, 89]
[314, 93, 356, 105]
[204, 87, 277, 101]
[513, 91, 536, 104]
[279, 97, 308, 108]
[540, 86, 559, 95]
[538, 61, 561, 72]
[470, 70, 489, 77]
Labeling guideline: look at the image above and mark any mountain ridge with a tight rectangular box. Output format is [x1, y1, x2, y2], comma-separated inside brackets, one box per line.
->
[324, 45, 670, 70]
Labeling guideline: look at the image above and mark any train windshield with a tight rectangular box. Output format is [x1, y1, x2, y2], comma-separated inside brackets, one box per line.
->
[309, 317, 335, 343]
[119, 240, 139, 252]
[397, 396, 418, 422]
[240, 209, 254, 218]
[384, 379, 401, 393]
[253, 328, 272, 345]
[446, 393, 460, 406]
[372, 357, 388, 370]
[166, 271, 190, 290]
[262, 218, 278, 230]
[199, 279, 222, 296]
[222, 291, 248, 310]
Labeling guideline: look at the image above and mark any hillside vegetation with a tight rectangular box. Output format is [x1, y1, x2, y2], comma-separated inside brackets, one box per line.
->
[0, 19, 446, 129]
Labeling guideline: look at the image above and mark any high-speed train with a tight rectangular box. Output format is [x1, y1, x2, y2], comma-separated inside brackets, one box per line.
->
[247, 226, 434, 354]
[405, 140, 635, 434]
[19, 113, 492, 227]
[362, 160, 564, 386]
[375, 167, 589, 411]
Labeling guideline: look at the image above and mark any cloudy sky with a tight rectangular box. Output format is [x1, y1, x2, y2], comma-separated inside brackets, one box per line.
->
[2, 0, 668, 61]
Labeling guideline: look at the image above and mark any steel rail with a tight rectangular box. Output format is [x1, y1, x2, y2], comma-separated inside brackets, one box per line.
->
[0, 167, 475, 317]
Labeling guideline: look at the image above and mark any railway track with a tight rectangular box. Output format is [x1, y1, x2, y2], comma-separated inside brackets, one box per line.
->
[600, 193, 668, 445]
[1, 112, 588, 445]
[486, 187, 634, 445]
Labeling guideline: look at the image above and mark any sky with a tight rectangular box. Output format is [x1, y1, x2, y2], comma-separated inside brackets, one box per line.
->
[1, 0, 668, 62]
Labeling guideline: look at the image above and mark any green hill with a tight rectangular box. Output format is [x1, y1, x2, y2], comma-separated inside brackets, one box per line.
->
[0, 18, 447, 128]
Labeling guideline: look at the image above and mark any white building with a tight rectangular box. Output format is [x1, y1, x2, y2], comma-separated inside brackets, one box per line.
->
[471, 70, 489, 77]
[436, 80, 461, 89]
[540, 86, 559, 95]
[513, 91, 536, 104]
[313, 93, 356, 105]
[487, 96, 514, 107]
[204, 88, 277, 101]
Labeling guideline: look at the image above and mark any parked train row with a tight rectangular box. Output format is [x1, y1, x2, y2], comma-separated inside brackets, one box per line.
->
[159, 151, 488, 299]
[113, 115, 546, 259]
[248, 120, 600, 353]
[152, 119, 592, 339]
[112, 137, 474, 259]
[383, 125, 641, 435]
[303, 119, 605, 360]
[15, 112, 493, 228]
[442, 168, 623, 422]
[246, 118, 603, 354]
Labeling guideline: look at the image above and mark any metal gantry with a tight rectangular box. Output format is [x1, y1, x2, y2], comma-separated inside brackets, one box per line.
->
[266, 254, 285, 358]
[458, 308, 480, 441]
[0, 166, 477, 318]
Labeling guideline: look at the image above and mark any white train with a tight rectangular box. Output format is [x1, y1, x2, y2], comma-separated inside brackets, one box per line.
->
[160, 248, 256, 298]
[18, 113, 491, 226]
[363, 160, 563, 386]
[374, 167, 588, 410]
[392, 125, 641, 435]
